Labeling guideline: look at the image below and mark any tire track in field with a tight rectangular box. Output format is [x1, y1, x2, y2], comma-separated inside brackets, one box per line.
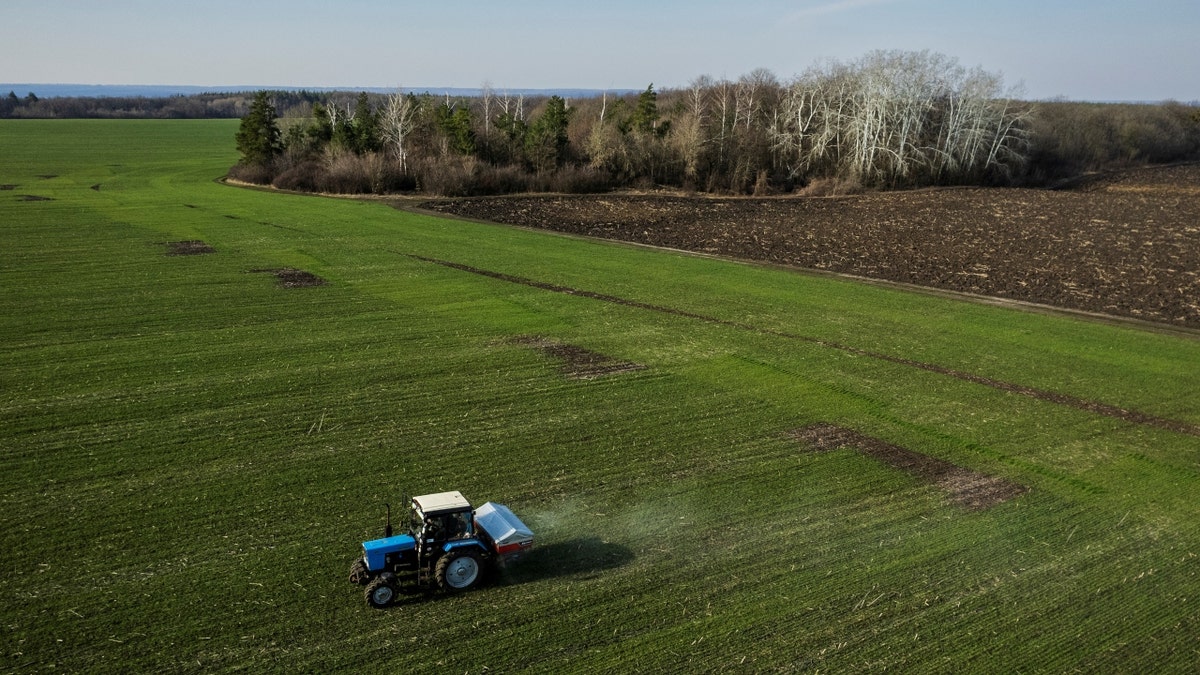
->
[403, 253, 1200, 439]
[792, 423, 1028, 509]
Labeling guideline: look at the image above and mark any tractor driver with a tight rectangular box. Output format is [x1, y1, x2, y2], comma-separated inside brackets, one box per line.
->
[443, 511, 471, 538]
[426, 511, 471, 540]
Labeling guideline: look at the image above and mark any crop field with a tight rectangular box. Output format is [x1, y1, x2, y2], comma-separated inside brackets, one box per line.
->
[3, 120, 1199, 672]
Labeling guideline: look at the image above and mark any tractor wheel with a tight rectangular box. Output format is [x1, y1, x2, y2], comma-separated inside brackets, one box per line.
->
[364, 574, 398, 608]
[349, 559, 370, 585]
[435, 550, 483, 591]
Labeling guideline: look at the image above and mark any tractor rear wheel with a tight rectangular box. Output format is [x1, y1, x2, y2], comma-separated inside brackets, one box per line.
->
[365, 574, 398, 608]
[349, 559, 370, 585]
[436, 550, 483, 591]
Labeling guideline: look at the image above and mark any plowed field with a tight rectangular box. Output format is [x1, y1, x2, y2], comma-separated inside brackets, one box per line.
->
[420, 164, 1200, 328]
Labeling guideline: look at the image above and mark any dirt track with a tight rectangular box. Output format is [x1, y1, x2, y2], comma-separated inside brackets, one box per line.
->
[792, 423, 1028, 509]
[419, 165, 1200, 329]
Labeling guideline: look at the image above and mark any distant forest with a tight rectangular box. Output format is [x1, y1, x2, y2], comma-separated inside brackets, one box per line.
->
[9, 51, 1200, 195]
[0, 88, 314, 120]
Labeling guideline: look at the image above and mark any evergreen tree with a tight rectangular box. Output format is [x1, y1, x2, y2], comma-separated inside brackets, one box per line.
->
[492, 110, 528, 164]
[495, 110, 528, 143]
[628, 84, 669, 136]
[351, 92, 382, 154]
[235, 91, 282, 166]
[307, 102, 333, 145]
[526, 95, 573, 172]
[332, 110, 355, 151]
[435, 102, 476, 155]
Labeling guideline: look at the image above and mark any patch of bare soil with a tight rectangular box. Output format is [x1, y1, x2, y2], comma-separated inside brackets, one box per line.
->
[512, 336, 645, 379]
[0, 184, 17, 190]
[791, 423, 1028, 509]
[18, 194, 53, 201]
[163, 240, 215, 256]
[419, 164, 1200, 328]
[249, 268, 328, 288]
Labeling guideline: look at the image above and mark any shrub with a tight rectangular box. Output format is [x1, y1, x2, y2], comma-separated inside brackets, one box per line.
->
[272, 160, 323, 191]
[1023, 101, 1200, 184]
[797, 176, 864, 197]
[227, 162, 275, 185]
[320, 149, 378, 194]
[469, 164, 533, 195]
[414, 156, 475, 197]
[752, 170, 773, 196]
[547, 165, 615, 194]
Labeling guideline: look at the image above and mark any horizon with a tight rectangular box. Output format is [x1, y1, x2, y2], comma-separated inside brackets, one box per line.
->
[3, 1, 1198, 102]
[0, 83, 637, 99]
[4, 83, 1195, 106]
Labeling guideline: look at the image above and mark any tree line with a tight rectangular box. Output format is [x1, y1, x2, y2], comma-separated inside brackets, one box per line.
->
[12, 49, 1197, 195]
[234, 53, 1200, 196]
[0, 89, 338, 120]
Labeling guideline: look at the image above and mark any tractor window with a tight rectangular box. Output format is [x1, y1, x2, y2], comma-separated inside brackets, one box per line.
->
[449, 511, 472, 537]
[417, 510, 474, 541]
[427, 511, 472, 540]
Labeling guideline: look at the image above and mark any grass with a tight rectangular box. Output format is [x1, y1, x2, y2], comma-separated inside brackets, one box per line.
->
[2, 119, 1199, 672]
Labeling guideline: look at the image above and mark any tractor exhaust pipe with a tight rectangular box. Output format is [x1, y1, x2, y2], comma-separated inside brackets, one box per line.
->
[384, 502, 393, 538]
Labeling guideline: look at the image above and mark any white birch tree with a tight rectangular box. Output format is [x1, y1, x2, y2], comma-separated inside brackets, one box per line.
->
[380, 89, 419, 174]
[769, 51, 1030, 186]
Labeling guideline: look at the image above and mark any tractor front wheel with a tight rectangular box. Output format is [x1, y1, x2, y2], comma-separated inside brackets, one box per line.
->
[436, 550, 483, 591]
[365, 574, 398, 608]
[349, 559, 370, 585]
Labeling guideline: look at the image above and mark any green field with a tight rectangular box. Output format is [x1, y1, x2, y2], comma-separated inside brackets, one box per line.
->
[3, 119, 1198, 672]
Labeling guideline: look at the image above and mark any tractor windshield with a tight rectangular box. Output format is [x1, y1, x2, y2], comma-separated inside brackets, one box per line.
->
[446, 510, 473, 537]
[415, 509, 474, 542]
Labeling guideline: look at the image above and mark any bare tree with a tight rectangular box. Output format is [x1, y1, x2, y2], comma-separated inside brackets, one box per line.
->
[326, 98, 341, 130]
[735, 68, 778, 130]
[380, 89, 419, 173]
[480, 80, 495, 137]
[673, 75, 713, 183]
[711, 78, 734, 170]
[771, 51, 1030, 186]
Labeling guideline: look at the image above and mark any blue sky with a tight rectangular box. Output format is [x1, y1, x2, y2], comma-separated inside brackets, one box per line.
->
[3, 0, 1197, 101]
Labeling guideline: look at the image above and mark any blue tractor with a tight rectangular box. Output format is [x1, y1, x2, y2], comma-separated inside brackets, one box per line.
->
[348, 491, 534, 608]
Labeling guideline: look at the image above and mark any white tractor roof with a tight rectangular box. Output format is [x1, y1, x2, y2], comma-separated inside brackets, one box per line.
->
[413, 490, 472, 514]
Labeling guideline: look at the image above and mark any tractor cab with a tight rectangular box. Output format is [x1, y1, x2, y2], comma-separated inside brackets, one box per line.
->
[411, 491, 475, 548]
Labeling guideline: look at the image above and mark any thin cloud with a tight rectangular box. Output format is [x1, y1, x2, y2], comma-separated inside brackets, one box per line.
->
[782, 0, 898, 23]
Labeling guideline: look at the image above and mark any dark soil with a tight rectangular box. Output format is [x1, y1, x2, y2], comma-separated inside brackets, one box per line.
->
[249, 268, 328, 288]
[419, 164, 1200, 328]
[18, 194, 53, 201]
[511, 336, 645, 379]
[791, 423, 1028, 509]
[163, 240, 215, 256]
[0, 184, 16, 190]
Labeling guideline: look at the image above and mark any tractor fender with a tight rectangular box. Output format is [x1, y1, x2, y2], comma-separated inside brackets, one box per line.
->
[442, 539, 489, 556]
